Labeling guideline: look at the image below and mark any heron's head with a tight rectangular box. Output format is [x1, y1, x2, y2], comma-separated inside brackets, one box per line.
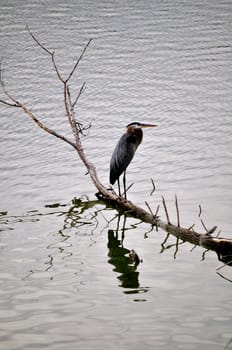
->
[126, 122, 157, 133]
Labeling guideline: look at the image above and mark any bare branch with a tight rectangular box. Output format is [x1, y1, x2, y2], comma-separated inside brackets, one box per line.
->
[18, 101, 77, 149]
[65, 39, 92, 83]
[1, 81, 76, 149]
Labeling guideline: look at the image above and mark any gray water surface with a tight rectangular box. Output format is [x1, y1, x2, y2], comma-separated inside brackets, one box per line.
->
[0, 1, 232, 349]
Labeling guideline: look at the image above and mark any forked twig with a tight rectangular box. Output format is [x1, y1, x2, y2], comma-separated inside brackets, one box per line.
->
[0, 31, 82, 151]
[26, 25, 64, 83]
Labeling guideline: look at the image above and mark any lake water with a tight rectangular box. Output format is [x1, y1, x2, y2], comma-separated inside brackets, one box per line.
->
[0, 0, 232, 349]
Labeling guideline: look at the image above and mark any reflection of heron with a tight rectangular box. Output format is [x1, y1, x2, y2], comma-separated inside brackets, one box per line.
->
[107, 229, 140, 289]
[110, 122, 157, 198]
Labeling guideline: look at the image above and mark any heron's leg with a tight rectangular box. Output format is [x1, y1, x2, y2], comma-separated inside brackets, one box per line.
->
[123, 171, 127, 199]
[117, 179, 121, 197]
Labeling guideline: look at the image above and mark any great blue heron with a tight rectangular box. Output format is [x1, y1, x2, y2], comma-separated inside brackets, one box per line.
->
[110, 122, 157, 198]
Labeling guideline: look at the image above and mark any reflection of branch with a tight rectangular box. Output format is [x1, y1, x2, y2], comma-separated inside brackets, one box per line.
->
[217, 272, 232, 283]
[160, 232, 185, 258]
[150, 178, 156, 195]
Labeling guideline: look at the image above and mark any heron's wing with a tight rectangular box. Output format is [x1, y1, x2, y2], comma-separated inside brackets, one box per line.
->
[110, 133, 137, 185]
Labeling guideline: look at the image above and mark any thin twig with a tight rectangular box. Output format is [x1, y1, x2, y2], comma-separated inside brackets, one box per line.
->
[206, 226, 217, 236]
[200, 219, 208, 233]
[26, 25, 53, 55]
[51, 52, 64, 83]
[198, 204, 208, 233]
[162, 196, 171, 225]
[0, 99, 17, 107]
[27, 25, 91, 87]
[72, 82, 86, 108]
[175, 194, 180, 227]
[65, 39, 92, 83]
[123, 183, 134, 198]
[154, 204, 160, 217]
[145, 201, 154, 217]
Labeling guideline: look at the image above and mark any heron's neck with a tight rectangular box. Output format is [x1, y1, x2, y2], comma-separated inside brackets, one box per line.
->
[127, 127, 143, 146]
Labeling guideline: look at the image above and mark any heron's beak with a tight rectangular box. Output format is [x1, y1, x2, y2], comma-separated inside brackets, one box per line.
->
[140, 123, 157, 128]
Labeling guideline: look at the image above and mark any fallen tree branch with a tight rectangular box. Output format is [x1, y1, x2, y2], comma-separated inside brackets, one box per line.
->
[1, 28, 232, 267]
